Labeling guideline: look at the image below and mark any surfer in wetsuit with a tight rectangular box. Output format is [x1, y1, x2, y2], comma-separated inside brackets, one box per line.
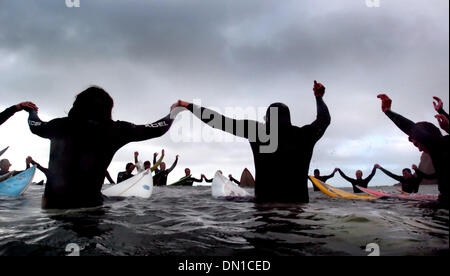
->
[26, 86, 174, 209]
[153, 152, 178, 186]
[335, 166, 377, 193]
[117, 163, 136, 184]
[170, 80, 331, 203]
[228, 174, 240, 185]
[378, 94, 449, 207]
[311, 168, 338, 191]
[134, 150, 164, 173]
[171, 168, 203, 186]
[374, 164, 424, 193]
[0, 102, 38, 126]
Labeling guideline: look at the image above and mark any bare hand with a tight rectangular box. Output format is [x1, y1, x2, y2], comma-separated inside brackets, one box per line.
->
[433, 97, 443, 112]
[26, 156, 32, 164]
[228, 174, 232, 178]
[313, 80, 325, 97]
[176, 155, 179, 159]
[435, 114, 449, 133]
[377, 94, 392, 112]
[134, 151, 139, 157]
[154, 152, 158, 157]
[412, 164, 418, 171]
[171, 100, 190, 111]
[16, 102, 38, 112]
[374, 164, 381, 169]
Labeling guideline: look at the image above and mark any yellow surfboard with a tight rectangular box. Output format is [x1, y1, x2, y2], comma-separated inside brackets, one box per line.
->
[309, 176, 377, 200]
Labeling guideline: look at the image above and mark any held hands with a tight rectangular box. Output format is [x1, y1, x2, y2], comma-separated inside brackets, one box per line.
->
[374, 164, 381, 169]
[313, 80, 325, 97]
[26, 156, 33, 165]
[435, 114, 449, 133]
[171, 100, 190, 111]
[377, 94, 392, 113]
[433, 97, 443, 112]
[16, 102, 38, 112]
[228, 174, 232, 178]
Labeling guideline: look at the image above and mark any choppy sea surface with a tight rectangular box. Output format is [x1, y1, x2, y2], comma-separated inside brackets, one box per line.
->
[0, 184, 448, 256]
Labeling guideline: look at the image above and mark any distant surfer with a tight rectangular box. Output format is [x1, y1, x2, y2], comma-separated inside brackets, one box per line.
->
[26, 86, 174, 209]
[0, 102, 38, 126]
[378, 94, 449, 208]
[170, 80, 331, 203]
[311, 168, 338, 191]
[335, 166, 377, 193]
[171, 168, 203, 186]
[117, 163, 136, 184]
[134, 150, 164, 173]
[374, 164, 426, 193]
[153, 151, 178, 186]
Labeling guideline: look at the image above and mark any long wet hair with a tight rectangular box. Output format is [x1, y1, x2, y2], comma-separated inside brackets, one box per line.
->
[68, 86, 114, 122]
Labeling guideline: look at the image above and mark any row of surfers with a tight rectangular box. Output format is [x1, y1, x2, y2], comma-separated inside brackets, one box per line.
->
[0, 81, 448, 209]
[0, 149, 434, 195]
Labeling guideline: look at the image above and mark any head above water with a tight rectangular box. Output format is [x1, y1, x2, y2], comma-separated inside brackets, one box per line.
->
[265, 102, 292, 128]
[408, 122, 443, 153]
[144, 161, 151, 170]
[314, 169, 320, 177]
[355, 170, 363, 179]
[126, 163, 135, 173]
[160, 162, 166, 171]
[402, 168, 413, 179]
[0, 159, 11, 172]
[185, 168, 191, 176]
[68, 86, 114, 122]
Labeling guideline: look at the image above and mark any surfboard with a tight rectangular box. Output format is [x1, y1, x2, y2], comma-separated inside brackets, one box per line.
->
[356, 185, 438, 201]
[168, 175, 192, 186]
[239, 168, 255, 188]
[102, 168, 153, 198]
[0, 166, 36, 196]
[212, 171, 250, 198]
[309, 176, 377, 200]
[0, 146, 9, 158]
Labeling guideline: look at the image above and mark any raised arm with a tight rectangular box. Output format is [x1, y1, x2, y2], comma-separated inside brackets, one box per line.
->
[201, 174, 213, 183]
[229, 174, 241, 185]
[172, 100, 258, 139]
[118, 113, 174, 144]
[27, 109, 57, 139]
[27, 157, 49, 176]
[337, 168, 356, 184]
[309, 81, 331, 140]
[412, 164, 437, 180]
[1, 102, 37, 126]
[150, 150, 165, 172]
[321, 168, 337, 182]
[364, 166, 377, 183]
[433, 97, 449, 120]
[375, 164, 403, 182]
[167, 155, 179, 173]
[192, 176, 203, 183]
[378, 94, 416, 137]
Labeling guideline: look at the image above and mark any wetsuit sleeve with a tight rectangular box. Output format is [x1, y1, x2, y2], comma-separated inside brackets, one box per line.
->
[30, 160, 49, 177]
[27, 110, 58, 139]
[192, 176, 203, 183]
[118, 114, 174, 143]
[0, 106, 18, 126]
[308, 97, 331, 141]
[187, 104, 259, 139]
[337, 169, 356, 185]
[384, 110, 416, 137]
[415, 169, 437, 180]
[167, 157, 178, 173]
[230, 176, 241, 185]
[150, 152, 164, 172]
[322, 170, 336, 182]
[378, 167, 403, 182]
[364, 167, 377, 183]
[438, 108, 449, 121]
[203, 176, 213, 183]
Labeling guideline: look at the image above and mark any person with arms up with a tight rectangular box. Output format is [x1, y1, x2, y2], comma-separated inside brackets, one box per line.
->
[170, 80, 331, 203]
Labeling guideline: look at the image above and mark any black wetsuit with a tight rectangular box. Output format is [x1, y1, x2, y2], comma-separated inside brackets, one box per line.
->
[229, 176, 240, 185]
[117, 171, 134, 184]
[27, 109, 173, 209]
[173, 176, 202, 186]
[377, 167, 422, 194]
[0, 106, 18, 126]
[337, 168, 377, 193]
[187, 96, 330, 203]
[312, 171, 337, 191]
[385, 110, 449, 205]
[203, 176, 213, 183]
[153, 156, 178, 186]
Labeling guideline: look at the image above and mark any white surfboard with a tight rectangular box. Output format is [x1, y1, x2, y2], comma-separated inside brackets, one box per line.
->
[102, 168, 153, 198]
[211, 171, 250, 198]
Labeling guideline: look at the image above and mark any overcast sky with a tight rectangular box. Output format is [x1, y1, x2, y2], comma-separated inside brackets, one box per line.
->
[0, 0, 448, 188]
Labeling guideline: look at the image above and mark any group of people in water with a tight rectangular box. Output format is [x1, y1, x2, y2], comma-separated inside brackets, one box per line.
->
[0, 82, 448, 209]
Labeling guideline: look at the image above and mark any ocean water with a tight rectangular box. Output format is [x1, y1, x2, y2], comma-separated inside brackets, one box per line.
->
[0, 184, 448, 256]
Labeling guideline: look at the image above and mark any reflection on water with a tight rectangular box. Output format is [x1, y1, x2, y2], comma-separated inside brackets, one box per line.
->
[0, 184, 448, 256]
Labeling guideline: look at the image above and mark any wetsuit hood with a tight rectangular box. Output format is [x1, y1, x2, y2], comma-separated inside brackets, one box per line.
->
[265, 102, 292, 129]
